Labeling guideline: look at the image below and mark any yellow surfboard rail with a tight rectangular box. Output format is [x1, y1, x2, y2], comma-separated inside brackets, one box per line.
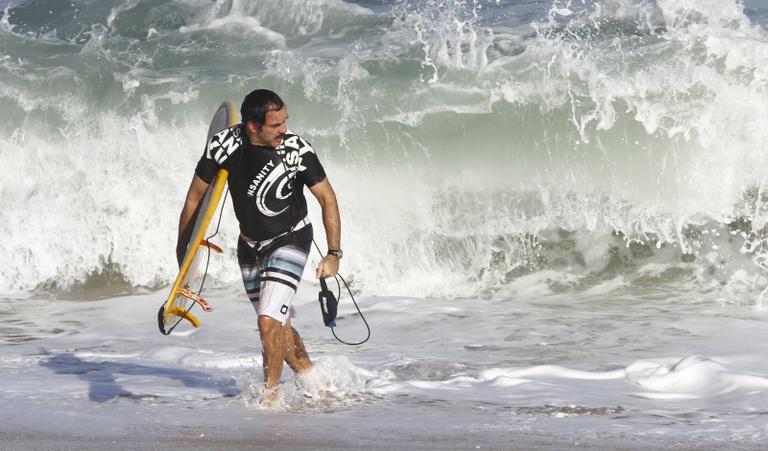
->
[160, 100, 238, 334]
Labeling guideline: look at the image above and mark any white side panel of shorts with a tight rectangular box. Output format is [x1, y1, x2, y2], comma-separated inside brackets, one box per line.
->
[251, 281, 297, 324]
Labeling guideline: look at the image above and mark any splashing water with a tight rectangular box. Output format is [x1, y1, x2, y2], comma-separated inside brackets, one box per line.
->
[239, 356, 379, 413]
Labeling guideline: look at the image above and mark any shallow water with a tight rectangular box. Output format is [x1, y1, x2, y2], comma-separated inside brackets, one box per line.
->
[2, 285, 768, 447]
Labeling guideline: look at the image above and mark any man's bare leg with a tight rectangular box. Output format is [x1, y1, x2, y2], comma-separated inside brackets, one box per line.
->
[258, 315, 286, 389]
[283, 318, 313, 373]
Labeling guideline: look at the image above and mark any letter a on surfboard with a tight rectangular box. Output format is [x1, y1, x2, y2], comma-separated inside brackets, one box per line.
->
[158, 100, 237, 335]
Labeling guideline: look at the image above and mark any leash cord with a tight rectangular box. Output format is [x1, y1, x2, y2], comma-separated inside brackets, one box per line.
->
[278, 153, 371, 346]
[310, 239, 371, 346]
[164, 132, 369, 345]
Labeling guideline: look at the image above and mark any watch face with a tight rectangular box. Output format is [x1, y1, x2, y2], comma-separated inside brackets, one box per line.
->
[329, 249, 343, 259]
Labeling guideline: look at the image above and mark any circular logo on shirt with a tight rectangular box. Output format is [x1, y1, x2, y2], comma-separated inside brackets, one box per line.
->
[255, 163, 293, 217]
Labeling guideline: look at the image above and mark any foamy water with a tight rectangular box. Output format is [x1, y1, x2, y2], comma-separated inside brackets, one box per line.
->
[2, 0, 768, 298]
[3, 285, 768, 447]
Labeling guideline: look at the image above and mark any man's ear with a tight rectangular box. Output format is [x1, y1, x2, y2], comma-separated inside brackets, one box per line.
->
[244, 120, 259, 134]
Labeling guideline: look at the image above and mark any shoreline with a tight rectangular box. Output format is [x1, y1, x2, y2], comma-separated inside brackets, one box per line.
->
[1, 429, 764, 451]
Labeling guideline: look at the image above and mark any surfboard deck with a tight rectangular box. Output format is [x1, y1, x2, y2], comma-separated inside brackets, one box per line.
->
[158, 100, 237, 335]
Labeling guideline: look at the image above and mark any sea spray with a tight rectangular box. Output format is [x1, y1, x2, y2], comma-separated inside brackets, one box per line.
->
[239, 356, 376, 412]
[2, 0, 768, 303]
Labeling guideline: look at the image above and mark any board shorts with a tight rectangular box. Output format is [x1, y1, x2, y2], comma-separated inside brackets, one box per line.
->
[237, 222, 313, 324]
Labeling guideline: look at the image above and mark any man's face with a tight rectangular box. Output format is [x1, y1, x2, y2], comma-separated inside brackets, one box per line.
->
[252, 106, 288, 148]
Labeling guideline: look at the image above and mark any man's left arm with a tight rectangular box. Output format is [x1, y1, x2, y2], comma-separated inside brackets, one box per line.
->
[309, 178, 341, 278]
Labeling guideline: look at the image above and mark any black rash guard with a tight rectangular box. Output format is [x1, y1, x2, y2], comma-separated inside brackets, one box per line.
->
[195, 124, 327, 241]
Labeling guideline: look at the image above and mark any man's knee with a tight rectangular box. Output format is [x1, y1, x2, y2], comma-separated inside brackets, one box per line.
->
[258, 315, 284, 342]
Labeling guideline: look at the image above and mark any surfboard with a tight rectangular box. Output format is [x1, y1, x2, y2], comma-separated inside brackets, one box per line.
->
[158, 100, 238, 335]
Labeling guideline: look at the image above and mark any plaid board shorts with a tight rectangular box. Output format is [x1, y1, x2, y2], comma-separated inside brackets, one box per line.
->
[237, 225, 313, 324]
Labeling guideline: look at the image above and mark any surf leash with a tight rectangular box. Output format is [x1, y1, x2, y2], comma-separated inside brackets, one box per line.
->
[311, 239, 371, 346]
[163, 132, 369, 343]
[276, 149, 371, 346]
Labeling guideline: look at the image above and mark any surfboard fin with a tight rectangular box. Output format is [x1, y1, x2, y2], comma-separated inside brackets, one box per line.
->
[167, 306, 201, 328]
[178, 288, 214, 312]
[157, 304, 201, 335]
[200, 240, 223, 253]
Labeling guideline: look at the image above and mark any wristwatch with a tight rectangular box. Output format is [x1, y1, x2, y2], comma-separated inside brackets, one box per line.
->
[327, 249, 343, 259]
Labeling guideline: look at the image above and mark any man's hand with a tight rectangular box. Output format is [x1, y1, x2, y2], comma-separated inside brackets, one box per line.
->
[316, 254, 340, 279]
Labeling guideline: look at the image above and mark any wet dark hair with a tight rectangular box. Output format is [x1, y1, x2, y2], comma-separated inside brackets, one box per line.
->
[240, 89, 285, 125]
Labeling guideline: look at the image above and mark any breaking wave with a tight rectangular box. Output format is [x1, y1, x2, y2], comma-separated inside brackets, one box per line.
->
[2, 0, 768, 303]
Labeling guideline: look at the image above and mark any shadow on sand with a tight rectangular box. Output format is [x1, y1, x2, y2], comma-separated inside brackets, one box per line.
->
[41, 352, 240, 402]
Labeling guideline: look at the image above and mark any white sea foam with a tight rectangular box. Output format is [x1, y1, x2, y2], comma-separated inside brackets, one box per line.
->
[1, 281, 768, 445]
[2, 0, 768, 304]
[138, 346, 259, 370]
[627, 356, 768, 397]
[239, 355, 377, 412]
[179, 16, 286, 46]
[482, 366, 626, 381]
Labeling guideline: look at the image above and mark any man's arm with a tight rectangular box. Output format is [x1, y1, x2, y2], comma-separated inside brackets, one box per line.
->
[176, 175, 211, 266]
[308, 178, 341, 278]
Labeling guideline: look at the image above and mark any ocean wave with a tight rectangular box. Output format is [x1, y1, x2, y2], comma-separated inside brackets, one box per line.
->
[3, 0, 768, 302]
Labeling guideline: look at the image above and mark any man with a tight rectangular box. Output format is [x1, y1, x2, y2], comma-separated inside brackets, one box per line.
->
[176, 89, 342, 393]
